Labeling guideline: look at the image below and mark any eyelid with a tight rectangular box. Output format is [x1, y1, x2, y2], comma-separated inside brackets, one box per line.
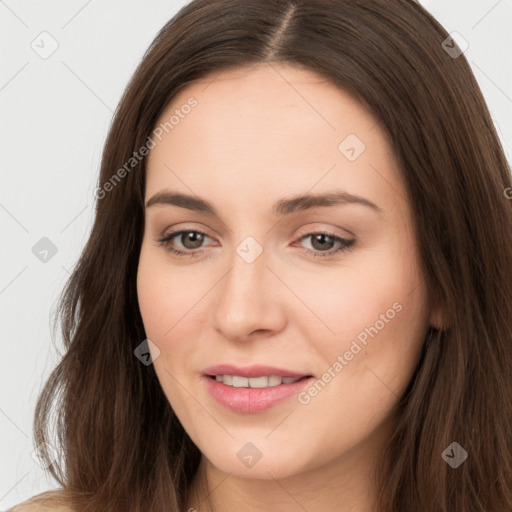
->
[294, 223, 355, 240]
[159, 222, 215, 237]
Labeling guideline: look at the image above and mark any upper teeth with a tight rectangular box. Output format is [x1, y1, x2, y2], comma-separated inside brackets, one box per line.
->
[215, 375, 302, 388]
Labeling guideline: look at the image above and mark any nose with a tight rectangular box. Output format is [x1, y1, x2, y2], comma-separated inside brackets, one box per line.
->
[210, 241, 287, 342]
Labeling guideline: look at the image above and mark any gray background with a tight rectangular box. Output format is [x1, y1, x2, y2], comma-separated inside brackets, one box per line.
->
[1, 0, 511, 509]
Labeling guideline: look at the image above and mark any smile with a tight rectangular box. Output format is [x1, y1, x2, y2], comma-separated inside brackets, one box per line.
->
[204, 374, 314, 413]
[212, 375, 304, 387]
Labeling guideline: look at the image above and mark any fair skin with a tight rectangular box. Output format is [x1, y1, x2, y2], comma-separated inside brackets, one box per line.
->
[137, 63, 443, 512]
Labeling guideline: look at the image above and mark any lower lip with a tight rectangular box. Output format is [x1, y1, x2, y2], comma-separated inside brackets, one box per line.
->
[203, 375, 314, 413]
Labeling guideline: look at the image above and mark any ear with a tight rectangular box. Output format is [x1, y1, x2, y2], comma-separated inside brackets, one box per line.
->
[428, 300, 450, 331]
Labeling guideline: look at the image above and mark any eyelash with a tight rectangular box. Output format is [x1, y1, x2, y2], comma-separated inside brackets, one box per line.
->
[156, 229, 355, 259]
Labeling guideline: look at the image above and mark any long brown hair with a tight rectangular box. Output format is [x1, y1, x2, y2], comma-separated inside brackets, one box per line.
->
[33, 1, 512, 510]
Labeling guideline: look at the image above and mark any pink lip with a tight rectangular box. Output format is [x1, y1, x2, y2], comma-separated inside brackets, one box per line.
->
[202, 364, 310, 379]
[202, 369, 314, 413]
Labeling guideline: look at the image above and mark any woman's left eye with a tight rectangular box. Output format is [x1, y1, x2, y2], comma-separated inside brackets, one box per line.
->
[296, 231, 355, 258]
[156, 230, 355, 259]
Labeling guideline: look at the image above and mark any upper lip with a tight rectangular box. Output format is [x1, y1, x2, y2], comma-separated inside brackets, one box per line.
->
[203, 364, 312, 379]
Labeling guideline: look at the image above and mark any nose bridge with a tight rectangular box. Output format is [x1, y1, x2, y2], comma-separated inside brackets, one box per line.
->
[210, 235, 285, 339]
[219, 236, 270, 313]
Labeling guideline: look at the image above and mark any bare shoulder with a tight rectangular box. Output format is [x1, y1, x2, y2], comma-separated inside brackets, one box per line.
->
[8, 490, 73, 512]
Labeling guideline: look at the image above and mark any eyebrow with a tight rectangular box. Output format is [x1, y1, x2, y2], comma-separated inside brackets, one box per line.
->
[145, 190, 383, 216]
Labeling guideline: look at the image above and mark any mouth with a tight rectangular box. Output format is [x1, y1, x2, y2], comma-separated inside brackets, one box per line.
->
[202, 364, 315, 413]
[202, 364, 313, 385]
[206, 374, 312, 388]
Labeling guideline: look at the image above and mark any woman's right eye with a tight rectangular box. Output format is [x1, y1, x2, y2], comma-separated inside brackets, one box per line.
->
[157, 230, 212, 257]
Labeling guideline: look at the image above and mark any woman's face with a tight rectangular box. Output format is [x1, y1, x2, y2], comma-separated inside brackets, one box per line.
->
[137, 63, 437, 481]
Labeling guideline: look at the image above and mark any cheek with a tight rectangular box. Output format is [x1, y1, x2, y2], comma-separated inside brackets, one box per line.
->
[136, 250, 200, 412]
[302, 240, 429, 393]
[136, 246, 211, 401]
[293, 287, 428, 458]
[137, 246, 204, 340]
[300, 248, 424, 346]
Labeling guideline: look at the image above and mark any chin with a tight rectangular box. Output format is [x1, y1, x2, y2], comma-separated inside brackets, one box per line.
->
[200, 441, 312, 480]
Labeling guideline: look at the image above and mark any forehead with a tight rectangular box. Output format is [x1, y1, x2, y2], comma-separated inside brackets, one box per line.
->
[145, 63, 406, 216]
[158, 63, 375, 140]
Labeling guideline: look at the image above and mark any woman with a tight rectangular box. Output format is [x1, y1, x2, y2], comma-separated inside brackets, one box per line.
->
[11, 0, 512, 510]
